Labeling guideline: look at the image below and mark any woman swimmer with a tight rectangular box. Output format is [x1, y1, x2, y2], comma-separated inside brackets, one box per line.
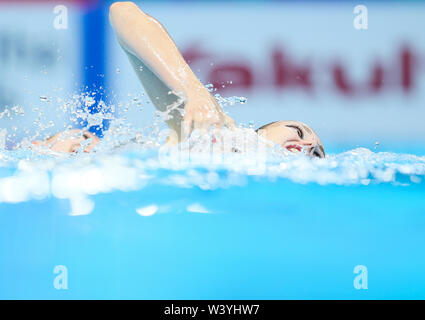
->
[35, 1, 325, 158]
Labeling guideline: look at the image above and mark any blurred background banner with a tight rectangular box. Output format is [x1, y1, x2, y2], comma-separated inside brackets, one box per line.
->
[1, 0, 425, 148]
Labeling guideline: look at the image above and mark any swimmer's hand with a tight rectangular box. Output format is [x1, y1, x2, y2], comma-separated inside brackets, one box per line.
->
[32, 129, 100, 154]
[182, 85, 235, 139]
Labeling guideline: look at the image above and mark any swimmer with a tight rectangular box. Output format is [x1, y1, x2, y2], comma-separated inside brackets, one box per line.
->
[37, 1, 324, 158]
[32, 129, 100, 153]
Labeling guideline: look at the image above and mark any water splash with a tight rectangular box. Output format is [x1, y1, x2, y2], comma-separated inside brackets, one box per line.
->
[205, 83, 247, 107]
[1, 86, 424, 215]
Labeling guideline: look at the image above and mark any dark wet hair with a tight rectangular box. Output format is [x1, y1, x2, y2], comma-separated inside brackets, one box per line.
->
[255, 122, 278, 132]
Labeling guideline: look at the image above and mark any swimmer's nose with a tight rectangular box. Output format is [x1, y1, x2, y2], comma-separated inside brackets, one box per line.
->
[309, 145, 324, 158]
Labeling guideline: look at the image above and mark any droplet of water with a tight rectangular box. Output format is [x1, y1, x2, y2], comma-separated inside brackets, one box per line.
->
[11, 105, 24, 116]
[238, 97, 247, 104]
[84, 96, 96, 107]
[87, 113, 104, 127]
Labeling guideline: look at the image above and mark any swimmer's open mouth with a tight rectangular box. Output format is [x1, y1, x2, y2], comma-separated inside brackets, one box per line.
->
[285, 144, 302, 153]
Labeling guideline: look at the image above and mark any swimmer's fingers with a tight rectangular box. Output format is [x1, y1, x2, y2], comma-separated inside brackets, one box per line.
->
[196, 112, 223, 135]
[183, 110, 210, 138]
[183, 106, 229, 140]
[182, 113, 194, 140]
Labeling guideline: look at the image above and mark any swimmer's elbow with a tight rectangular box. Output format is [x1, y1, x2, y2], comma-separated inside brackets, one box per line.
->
[109, 1, 138, 13]
[109, 2, 140, 22]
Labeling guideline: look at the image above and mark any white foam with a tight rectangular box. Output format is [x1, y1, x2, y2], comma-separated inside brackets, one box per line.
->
[187, 203, 210, 214]
[1, 144, 425, 215]
[136, 205, 158, 216]
[70, 194, 95, 216]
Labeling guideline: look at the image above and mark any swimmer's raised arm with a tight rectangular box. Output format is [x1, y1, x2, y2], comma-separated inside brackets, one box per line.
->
[33, 2, 325, 158]
[109, 1, 234, 143]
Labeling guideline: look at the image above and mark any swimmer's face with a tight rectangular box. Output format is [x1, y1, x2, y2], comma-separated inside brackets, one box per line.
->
[256, 120, 325, 158]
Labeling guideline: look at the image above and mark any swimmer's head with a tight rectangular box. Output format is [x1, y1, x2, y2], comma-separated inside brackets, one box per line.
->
[256, 120, 325, 158]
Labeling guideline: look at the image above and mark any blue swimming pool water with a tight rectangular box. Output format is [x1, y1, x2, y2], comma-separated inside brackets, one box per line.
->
[0, 146, 425, 299]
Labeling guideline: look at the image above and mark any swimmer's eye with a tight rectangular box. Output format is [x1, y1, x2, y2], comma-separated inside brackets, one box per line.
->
[82, 133, 90, 140]
[286, 125, 304, 139]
